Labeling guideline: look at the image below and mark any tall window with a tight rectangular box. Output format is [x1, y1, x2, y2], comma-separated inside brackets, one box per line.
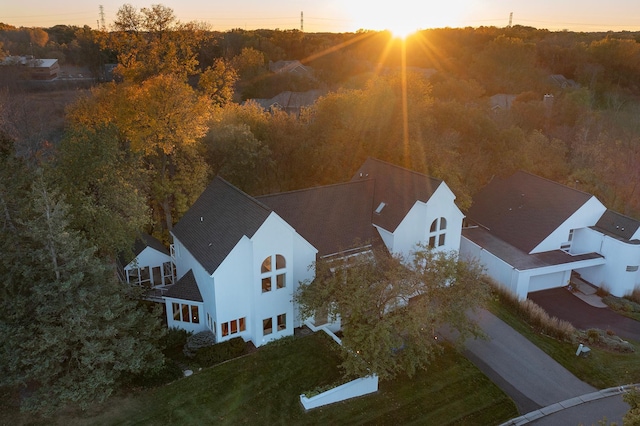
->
[172, 302, 200, 324]
[428, 217, 447, 248]
[261, 254, 286, 293]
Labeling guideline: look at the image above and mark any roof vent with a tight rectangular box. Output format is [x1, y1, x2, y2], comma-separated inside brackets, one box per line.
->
[200, 217, 203, 222]
[375, 202, 386, 214]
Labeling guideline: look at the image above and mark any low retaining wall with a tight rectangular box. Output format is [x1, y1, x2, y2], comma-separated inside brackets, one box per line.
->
[300, 375, 379, 410]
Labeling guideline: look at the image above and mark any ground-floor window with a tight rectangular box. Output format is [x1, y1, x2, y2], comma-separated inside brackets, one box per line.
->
[277, 313, 286, 331]
[221, 317, 246, 337]
[172, 302, 200, 323]
[263, 313, 287, 336]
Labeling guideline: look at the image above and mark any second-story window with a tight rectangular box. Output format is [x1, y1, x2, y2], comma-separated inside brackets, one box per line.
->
[261, 254, 286, 293]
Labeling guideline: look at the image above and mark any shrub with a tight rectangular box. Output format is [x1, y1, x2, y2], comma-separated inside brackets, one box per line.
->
[627, 287, 640, 305]
[490, 280, 575, 342]
[578, 329, 635, 353]
[595, 284, 610, 297]
[194, 337, 246, 367]
[184, 330, 216, 358]
[162, 328, 191, 352]
[127, 358, 184, 388]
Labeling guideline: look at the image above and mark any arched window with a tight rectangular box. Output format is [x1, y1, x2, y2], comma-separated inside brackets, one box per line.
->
[261, 254, 286, 293]
[428, 217, 447, 248]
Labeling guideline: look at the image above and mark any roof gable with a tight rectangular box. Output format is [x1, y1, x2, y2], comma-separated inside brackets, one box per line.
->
[467, 171, 593, 253]
[351, 158, 442, 232]
[171, 177, 272, 275]
[258, 180, 376, 257]
[165, 270, 203, 302]
[134, 233, 169, 257]
[594, 209, 640, 242]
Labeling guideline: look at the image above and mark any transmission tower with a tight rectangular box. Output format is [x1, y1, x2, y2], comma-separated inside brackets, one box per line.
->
[301, 11, 303, 32]
[99, 5, 106, 30]
[508, 12, 513, 27]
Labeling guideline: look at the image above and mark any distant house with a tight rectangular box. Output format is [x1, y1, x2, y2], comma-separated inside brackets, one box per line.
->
[1, 56, 59, 80]
[489, 94, 517, 111]
[251, 90, 324, 115]
[269, 60, 313, 77]
[549, 74, 579, 90]
[461, 171, 640, 299]
[163, 158, 464, 347]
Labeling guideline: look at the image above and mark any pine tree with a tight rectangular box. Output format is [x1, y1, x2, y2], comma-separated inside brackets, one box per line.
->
[0, 163, 165, 414]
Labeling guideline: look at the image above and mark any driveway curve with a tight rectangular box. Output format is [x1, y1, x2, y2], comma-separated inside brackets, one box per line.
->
[441, 309, 596, 414]
[528, 288, 640, 342]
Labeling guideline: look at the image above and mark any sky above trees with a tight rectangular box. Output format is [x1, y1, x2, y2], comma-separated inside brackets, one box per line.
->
[4, 0, 640, 33]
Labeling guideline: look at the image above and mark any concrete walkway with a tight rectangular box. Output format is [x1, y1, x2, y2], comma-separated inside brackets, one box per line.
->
[441, 309, 596, 414]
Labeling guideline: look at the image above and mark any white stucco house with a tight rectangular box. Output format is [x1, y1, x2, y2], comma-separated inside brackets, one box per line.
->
[160, 158, 464, 347]
[461, 171, 640, 299]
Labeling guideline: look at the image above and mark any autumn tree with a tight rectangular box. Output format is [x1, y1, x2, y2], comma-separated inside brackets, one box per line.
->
[0, 153, 164, 413]
[295, 246, 489, 380]
[198, 58, 238, 105]
[66, 74, 212, 237]
[52, 124, 150, 257]
[108, 3, 205, 82]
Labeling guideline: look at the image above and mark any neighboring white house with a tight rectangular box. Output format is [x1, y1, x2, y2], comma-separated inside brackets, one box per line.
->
[121, 234, 175, 289]
[461, 171, 640, 299]
[162, 158, 464, 347]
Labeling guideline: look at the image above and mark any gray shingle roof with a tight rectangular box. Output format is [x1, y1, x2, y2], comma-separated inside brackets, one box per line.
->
[467, 171, 593, 253]
[594, 210, 640, 243]
[171, 177, 272, 275]
[165, 270, 203, 302]
[257, 179, 376, 257]
[351, 158, 442, 233]
[134, 233, 169, 257]
[463, 226, 603, 270]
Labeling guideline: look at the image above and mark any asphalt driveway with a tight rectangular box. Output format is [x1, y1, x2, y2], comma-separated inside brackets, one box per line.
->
[441, 309, 596, 414]
[528, 288, 640, 342]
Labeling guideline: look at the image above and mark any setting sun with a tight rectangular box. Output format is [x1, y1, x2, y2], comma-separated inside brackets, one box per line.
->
[342, 2, 469, 34]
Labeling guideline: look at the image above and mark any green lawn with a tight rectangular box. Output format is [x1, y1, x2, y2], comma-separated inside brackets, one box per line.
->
[27, 332, 517, 426]
[489, 299, 640, 389]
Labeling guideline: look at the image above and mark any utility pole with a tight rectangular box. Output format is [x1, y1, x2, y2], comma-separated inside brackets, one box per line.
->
[301, 11, 304, 32]
[99, 5, 106, 30]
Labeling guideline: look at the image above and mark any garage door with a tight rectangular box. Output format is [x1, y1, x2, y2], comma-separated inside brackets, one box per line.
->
[528, 271, 566, 293]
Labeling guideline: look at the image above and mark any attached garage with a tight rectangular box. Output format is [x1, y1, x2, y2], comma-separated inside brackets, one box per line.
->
[527, 271, 568, 293]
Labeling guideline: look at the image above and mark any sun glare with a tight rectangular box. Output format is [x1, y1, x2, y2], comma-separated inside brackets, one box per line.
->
[343, 2, 469, 34]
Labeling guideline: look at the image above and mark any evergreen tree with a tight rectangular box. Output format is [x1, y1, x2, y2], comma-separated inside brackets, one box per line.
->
[0, 160, 164, 414]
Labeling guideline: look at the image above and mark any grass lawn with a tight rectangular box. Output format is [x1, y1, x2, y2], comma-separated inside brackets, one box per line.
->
[489, 299, 640, 389]
[12, 332, 517, 426]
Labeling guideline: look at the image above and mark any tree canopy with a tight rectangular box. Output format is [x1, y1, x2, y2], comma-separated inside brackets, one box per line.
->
[0, 154, 165, 413]
[295, 246, 490, 380]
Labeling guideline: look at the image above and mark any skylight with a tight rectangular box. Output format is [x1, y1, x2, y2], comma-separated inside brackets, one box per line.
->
[375, 202, 386, 214]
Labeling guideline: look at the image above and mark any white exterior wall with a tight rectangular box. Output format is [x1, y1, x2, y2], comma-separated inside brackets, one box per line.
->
[585, 236, 640, 297]
[212, 237, 253, 343]
[374, 225, 394, 253]
[292, 230, 318, 328]
[167, 237, 215, 333]
[531, 196, 606, 254]
[249, 213, 316, 347]
[391, 183, 464, 261]
[460, 235, 523, 297]
[462, 233, 606, 299]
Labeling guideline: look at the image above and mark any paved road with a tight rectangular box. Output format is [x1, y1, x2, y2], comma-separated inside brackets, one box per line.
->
[528, 393, 629, 425]
[528, 288, 640, 342]
[441, 309, 596, 414]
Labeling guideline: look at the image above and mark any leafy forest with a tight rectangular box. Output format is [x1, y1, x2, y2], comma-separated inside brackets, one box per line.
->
[2, 3, 640, 414]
